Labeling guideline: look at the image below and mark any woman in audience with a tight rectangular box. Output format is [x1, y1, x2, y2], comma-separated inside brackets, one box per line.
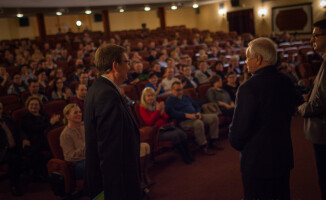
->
[223, 71, 239, 102]
[51, 78, 73, 101]
[206, 75, 234, 117]
[139, 87, 193, 164]
[36, 69, 48, 95]
[60, 104, 85, 180]
[49, 67, 68, 86]
[21, 95, 60, 180]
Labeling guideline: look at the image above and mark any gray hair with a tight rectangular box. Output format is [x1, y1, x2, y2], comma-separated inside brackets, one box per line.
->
[247, 37, 277, 65]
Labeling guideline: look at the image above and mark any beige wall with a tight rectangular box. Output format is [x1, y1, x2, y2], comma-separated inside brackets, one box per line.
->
[0, 0, 323, 40]
[166, 8, 197, 28]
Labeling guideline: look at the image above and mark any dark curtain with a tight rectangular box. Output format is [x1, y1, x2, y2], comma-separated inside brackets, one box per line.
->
[227, 9, 255, 35]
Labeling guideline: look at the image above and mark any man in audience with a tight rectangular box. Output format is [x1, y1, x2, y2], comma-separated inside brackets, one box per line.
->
[27, 79, 48, 103]
[147, 49, 158, 64]
[229, 37, 301, 200]
[79, 72, 90, 88]
[158, 54, 168, 68]
[165, 81, 221, 156]
[0, 65, 10, 87]
[161, 66, 179, 91]
[181, 65, 199, 89]
[194, 61, 214, 85]
[298, 19, 326, 200]
[129, 61, 148, 85]
[69, 84, 87, 117]
[7, 73, 28, 97]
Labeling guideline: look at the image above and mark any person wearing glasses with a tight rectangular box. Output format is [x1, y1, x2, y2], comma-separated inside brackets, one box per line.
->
[165, 81, 222, 156]
[229, 37, 301, 200]
[84, 44, 141, 200]
[298, 19, 326, 200]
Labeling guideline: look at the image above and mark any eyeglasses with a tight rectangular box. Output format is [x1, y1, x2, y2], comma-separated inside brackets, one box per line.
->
[312, 33, 326, 39]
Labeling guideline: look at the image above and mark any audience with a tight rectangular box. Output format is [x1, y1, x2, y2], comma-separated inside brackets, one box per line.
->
[7, 73, 28, 96]
[161, 66, 179, 91]
[139, 87, 193, 164]
[194, 61, 214, 85]
[181, 65, 199, 89]
[27, 79, 49, 103]
[145, 72, 164, 95]
[165, 81, 222, 156]
[51, 78, 73, 101]
[206, 75, 234, 117]
[69, 84, 87, 116]
[224, 71, 239, 102]
[60, 103, 85, 180]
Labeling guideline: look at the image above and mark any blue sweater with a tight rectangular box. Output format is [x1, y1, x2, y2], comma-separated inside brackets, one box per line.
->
[165, 95, 201, 122]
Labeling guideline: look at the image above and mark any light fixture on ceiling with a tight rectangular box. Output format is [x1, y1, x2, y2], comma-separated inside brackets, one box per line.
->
[171, 3, 178, 10]
[144, 5, 151, 11]
[258, 7, 267, 17]
[76, 20, 82, 27]
[85, 9, 92, 15]
[56, 11, 62, 16]
[118, 6, 125, 13]
[320, 0, 326, 8]
[192, 1, 199, 9]
[16, 11, 23, 18]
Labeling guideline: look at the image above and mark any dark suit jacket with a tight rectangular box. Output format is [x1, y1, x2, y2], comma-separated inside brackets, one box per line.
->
[84, 76, 141, 200]
[182, 76, 199, 89]
[229, 65, 301, 178]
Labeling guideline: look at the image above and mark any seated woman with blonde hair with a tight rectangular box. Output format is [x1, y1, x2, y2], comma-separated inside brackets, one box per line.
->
[139, 87, 193, 164]
[60, 103, 85, 180]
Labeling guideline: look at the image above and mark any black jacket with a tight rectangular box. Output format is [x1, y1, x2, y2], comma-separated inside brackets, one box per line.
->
[229, 65, 301, 178]
[84, 76, 141, 200]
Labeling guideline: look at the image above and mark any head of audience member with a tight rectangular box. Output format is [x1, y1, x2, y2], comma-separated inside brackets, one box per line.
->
[182, 39, 188, 46]
[171, 81, 184, 99]
[75, 58, 84, 66]
[246, 37, 277, 74]
[198, 61, 208, 72]
[63, 103, 82, 126]
[226, 71, 237, 85]
[75, 84, 87, 100]
[60, 49, 69, 58]
[133, 61, 143, 74]
[214, 61, 224, 72]
[167, 58, 176, 68]
[158, 54, 166, 62]
[54, 78, 64, 92]
[12, 73, 22, 85]
[79, 72, 89, 85]
[210, 75, 223, 89]
[94, 44, 129, 85]
[140, 87, 157, 111]
[55, 43, 62, 50]
[148, 41, 155, 49]
[54, 68, 64, 79]
[148, 72, 158, 86]
[311, 19, 326, 54]
[0, 65, 7, 77]
[44, 43, 50, 50]
[150, 49, 157, 57]
[152, 61, 161, 73]
[25, 95, 42, 116]
[36, 69, 47, 82]
[137, 42, 144, 50]
[165, 66, 175, 79]
[182, 65, 192, 77]
[28, 79, 40, 95]
[230, 55, 239, 67]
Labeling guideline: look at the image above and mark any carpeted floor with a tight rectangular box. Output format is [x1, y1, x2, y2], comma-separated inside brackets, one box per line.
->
[0, 115, 321, 200]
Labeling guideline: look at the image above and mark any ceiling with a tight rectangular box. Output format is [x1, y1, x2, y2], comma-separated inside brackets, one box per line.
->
[0, 0, 223, 17]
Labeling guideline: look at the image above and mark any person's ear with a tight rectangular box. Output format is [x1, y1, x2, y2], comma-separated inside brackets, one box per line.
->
[256, 55, 262, 65]
[112, 61, 119, 73]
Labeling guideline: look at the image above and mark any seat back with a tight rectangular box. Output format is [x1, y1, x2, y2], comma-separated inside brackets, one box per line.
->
[0, 95, 21, 116]
[43, 100, 67, 125]
[11, 107, 28, 128]
[120, 84, 139, 101]
[183, 88, 198, 100]
[197, 83, 212, 99]
[47, 126, 65, 160]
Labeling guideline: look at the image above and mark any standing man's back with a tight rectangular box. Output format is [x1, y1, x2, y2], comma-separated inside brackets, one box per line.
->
[84, 44, 141, 199]
[229, 37, 301, 200]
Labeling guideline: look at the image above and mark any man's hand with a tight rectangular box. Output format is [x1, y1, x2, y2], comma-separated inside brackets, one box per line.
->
[185, 113, 197, 120]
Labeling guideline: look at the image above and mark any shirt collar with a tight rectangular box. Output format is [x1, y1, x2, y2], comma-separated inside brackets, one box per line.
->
[101, 75, 121, 93]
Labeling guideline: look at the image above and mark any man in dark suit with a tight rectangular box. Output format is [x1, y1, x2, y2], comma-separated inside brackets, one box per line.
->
[84, 44, 141, 200]
[229, 37, 301, 200]
[298, 19, 326, 200]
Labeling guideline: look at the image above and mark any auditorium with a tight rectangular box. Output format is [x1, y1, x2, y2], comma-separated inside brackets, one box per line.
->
[0, 0, 324, 199]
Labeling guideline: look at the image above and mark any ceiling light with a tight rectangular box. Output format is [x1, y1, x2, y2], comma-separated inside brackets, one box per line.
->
[120, 8, 125, 13]
[144, 5, 151, 11]
[56, 11, 62, 16]
[218, 8, 226, 16]
[85, 9, 92, 15]
[76, 20, 82, 27]
[16, 12, 23, 18]
[258, 8, 267, 17]
[193, 2, 199, 8]
[171, 3, 177, 10]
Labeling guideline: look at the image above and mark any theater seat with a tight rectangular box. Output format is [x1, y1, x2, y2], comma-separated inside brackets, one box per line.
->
[120, 84, 139, 101]
[47, 126, 83, 195]
[0, 95, 21, 116]
[11, 107, 28, 127]
[197, 83, 212, 100]
[43, 100, 67, 125]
